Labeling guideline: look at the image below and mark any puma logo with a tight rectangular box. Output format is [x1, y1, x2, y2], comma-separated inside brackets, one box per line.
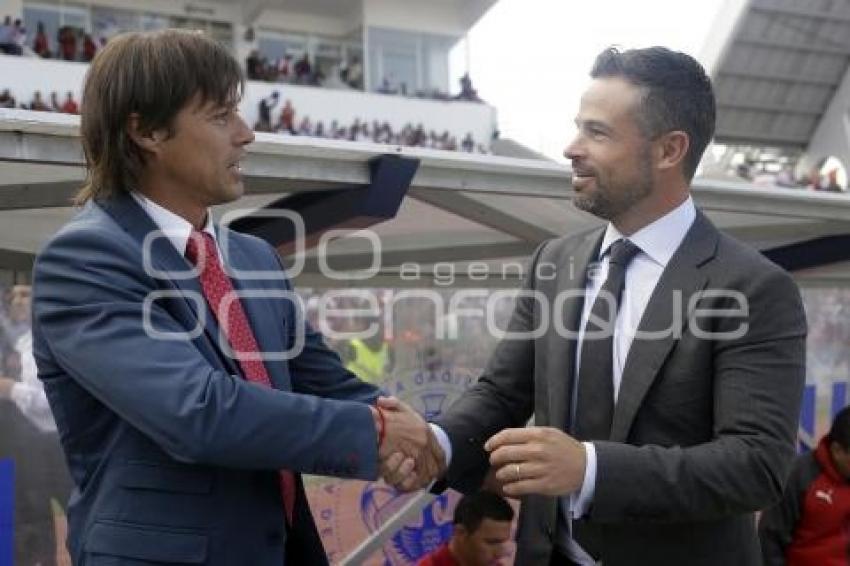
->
[815, 489, 834, 505]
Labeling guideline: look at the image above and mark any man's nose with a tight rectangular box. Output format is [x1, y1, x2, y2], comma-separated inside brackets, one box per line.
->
[564, 136, 584, 161]
[236, 115, 255, 145]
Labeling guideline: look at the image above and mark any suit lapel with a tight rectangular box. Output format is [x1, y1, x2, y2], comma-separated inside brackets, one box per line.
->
[98, 194, 241, 377]
[549, 229, 604, 432]
[610, 211, 719, 442]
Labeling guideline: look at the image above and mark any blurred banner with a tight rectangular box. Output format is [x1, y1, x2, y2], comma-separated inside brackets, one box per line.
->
[1, 459, 12, 566]
[306, 366, 479, 565]
[799, 382, 849, 452]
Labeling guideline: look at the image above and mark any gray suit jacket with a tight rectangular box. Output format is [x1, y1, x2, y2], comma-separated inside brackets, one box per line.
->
[436, 211, 807, 565]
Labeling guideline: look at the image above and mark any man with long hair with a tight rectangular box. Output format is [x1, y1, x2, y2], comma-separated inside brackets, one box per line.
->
[31, 29, 441, 565]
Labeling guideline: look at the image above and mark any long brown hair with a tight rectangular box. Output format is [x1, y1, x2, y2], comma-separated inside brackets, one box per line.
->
[75, 29, 244, 204]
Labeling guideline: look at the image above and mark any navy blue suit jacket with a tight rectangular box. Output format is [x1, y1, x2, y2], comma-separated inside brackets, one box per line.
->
[32, 193, 381, 565]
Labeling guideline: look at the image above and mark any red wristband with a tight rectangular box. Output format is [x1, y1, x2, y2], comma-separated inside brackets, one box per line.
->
[376, 406, 387, 449]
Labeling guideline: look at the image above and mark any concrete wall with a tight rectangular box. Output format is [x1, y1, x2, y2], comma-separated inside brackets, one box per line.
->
[0, 53, 497, 144]
[363, 0, 466, 36]
[700, 0, 750, 75]
[0, 0, 23, 20]
[257, 7, 360, 37]
[366, 26, 456, 95]
[6, 0, 484, 37]
[0, 53, 87, 104]
[14, 0, 237, 23]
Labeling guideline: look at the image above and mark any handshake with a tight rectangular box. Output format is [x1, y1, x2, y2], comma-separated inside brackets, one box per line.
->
[370, 396, 446, 492]
[368, 397, 588, 498]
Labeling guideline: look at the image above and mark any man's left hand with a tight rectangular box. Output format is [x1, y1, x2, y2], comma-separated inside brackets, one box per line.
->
[485, 427, 586, 498]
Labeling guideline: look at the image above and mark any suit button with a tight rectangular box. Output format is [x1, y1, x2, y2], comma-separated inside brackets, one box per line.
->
[267, 530, 283, 545]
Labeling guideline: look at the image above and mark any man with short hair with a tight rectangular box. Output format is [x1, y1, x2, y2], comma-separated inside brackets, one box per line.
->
[760, 406, 850, 565]
[418, 491, 513, 566]
[32, 29, 441, 565]
[384, 46, 807, 565]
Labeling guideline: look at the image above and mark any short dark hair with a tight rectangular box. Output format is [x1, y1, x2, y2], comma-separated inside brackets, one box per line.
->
[590, 46, 716, 182]
[76, 29, 244, 204]
[453, 491, 514, 533]
[829, 406, 850, 450]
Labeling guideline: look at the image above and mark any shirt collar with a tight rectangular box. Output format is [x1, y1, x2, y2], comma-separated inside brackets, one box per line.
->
[599, 196, 696, 268]
[130, 191, 217, 256]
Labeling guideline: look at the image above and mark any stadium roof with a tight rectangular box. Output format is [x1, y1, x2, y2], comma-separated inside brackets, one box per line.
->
[710, 0, 850, 149]
[200, 0, 498, 31]
[1, 108, 849, 286]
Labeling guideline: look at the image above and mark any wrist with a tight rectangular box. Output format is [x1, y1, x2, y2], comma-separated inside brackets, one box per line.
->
[371, 406, 386, 449]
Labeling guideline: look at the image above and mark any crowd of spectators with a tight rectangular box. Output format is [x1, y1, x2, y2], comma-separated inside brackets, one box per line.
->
[246, 50, 347, 88]
[246, 47, 485, 104]
[734, 162, 847, 193]
[298, 288, 509, 379]
[6, 16, 486, 109]
[253, 94, 488, 153]
[0, 16, 101, 62]
[0, 87, 79, 113]
[373, 72, 483, 103]
[3, 86, 486, 152]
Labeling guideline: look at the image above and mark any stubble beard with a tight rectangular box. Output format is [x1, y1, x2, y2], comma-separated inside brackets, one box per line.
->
[573, 150, 654, 221]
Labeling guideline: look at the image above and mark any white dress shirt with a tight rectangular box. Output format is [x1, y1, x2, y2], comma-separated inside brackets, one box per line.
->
[131, 192, 220, 259]
[562, 196, 696, 562]
[10, 330, 57, 433]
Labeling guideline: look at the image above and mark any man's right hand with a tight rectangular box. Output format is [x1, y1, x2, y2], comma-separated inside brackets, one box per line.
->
[372, 396, 445, 491]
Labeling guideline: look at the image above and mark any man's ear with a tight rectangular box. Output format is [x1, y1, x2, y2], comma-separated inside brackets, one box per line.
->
[127, 113, 166, 156]
[655, 130, 690, 173]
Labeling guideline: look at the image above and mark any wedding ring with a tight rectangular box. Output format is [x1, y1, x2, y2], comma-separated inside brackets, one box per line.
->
[514, 463, 521, 482]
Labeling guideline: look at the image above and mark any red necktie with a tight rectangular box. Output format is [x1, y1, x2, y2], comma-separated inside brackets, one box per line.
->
[185, 229, 296, 525]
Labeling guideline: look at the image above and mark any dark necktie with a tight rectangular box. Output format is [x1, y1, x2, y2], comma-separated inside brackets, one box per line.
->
[185, 230, 296, 525]
[573, 238, 641, 441]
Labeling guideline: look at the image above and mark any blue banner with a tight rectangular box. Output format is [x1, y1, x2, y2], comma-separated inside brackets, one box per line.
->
[0, 459, 13, 566]
[832, 382, 847, 425]
[799, 385, 816, 452]
[799, 382, 849, 452]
